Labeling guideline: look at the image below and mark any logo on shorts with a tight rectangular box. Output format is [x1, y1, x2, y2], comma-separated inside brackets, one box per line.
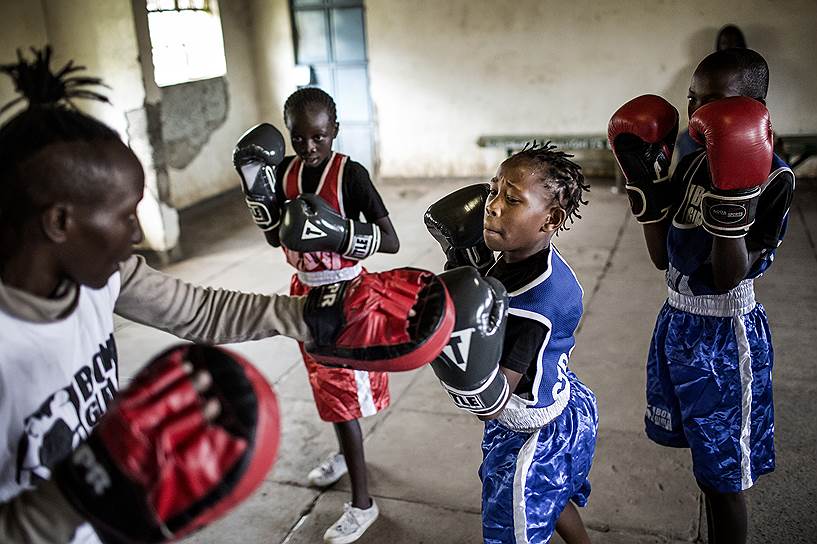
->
[646, 405, 673, 431]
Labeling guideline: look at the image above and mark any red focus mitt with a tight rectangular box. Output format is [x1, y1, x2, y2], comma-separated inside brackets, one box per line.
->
[304, 267, 455, 371]
[54, 344, 280, 543]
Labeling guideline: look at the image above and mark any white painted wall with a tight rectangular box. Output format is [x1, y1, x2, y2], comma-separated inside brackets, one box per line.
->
[365, 0, 817, 178]
[42, 0, 146, 137]
[0, 1, 144, 136]
[0, 0, 814, 224]
[248, 0, 299, 133]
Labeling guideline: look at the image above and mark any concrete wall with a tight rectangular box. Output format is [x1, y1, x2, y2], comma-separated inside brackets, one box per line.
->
[0, 0, 814, 236]
[159, 0, 264, 209]
[0, 1, 181, 252]
[0, 1, 143, 136]
[0, 4, 48, 106]
[248, 0, 298, 133]
[365, 0, 817, 178]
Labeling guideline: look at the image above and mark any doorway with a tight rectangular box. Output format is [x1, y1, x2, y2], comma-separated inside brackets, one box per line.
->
[290, 0, 376, 174]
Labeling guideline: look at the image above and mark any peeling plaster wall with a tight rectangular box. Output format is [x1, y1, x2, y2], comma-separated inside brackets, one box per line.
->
[161, 0, 263, 210]
[365, 0, 817, 178]
[161, 78, 229, 170]
[0, 1, 180, 252]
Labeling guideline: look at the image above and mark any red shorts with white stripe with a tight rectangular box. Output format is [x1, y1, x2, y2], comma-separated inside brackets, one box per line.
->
[291, 273, 390, 423]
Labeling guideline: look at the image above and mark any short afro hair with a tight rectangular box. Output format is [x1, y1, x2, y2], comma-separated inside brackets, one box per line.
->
[696, 48, 769, 100]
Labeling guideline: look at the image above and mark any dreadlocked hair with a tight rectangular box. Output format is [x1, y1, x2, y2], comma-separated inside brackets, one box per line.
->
[509, 141, 590, 232]
[0, 46, 121, 254]
[283, 86, 337, 126]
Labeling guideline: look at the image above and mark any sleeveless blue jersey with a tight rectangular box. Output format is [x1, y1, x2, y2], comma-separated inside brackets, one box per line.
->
[667, 151, 794, 296]
[507, 246, 583, 414]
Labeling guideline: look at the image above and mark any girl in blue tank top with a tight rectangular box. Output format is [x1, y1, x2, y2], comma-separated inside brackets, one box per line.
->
[479, 143, 598, 544]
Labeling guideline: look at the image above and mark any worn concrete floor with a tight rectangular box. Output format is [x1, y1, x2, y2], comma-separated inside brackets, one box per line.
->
[116, 178, 817, 543]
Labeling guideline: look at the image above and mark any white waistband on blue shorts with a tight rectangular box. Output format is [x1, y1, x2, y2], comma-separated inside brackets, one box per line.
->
[667, 279, 756, 317]
[496, 391, 569, 433]
[297, 264, 362, 287]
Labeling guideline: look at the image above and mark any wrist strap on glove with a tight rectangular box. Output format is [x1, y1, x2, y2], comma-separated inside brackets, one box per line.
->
[701, 186, 761, 238]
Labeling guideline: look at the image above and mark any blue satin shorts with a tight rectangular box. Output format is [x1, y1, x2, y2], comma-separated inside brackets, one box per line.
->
[645, 301, 775, 492]
[480, 372, 597, 544]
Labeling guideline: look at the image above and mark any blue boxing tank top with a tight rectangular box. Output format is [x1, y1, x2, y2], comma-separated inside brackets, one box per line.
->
[667, 150, 794, 296]
[493, 245, 584, 431]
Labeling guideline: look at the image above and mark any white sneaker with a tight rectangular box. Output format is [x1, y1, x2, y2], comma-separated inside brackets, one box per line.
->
[308, 453, 348, 487]
[323, 501, 379, 544]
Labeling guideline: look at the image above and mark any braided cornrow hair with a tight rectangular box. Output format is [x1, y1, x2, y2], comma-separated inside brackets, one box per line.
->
[0, 46, 120, 255]
[510, 141, 590, 232]
[283, 86, 337, 127]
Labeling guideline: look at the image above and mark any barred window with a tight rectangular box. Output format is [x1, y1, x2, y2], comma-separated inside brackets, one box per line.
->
[146, 0, 227, 87]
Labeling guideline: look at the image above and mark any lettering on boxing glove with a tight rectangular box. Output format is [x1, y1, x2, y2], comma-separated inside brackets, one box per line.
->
[430, 268, 510, 417]
[71, 445, 111, 495]
[608, 95, 679, 223]
[689, 96, 773, 238]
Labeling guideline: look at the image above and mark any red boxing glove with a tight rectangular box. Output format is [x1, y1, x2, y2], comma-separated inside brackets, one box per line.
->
[689, 96, 773, 237]
[55, 344, 280, 543]
[304, 267, 455, 372]
[608, 94, 679, 223]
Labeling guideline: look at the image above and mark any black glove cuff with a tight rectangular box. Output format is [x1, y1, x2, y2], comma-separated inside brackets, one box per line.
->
[435, 364, 510, 417]
[625, 176, 674, 224]
[701, 187, 760, 238]
[55, 439, 169, 543]
[343, 222, 381, 260]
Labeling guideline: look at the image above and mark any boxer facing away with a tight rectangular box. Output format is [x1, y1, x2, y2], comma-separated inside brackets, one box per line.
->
[234, 87, 399, 544]
[608, 48, 794, 544]
[424, 144, 599, 544]
[0, 48, 454, 543]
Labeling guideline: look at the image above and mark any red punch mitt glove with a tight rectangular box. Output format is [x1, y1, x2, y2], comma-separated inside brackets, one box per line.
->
[689, 96, 773, 238]
[304, 267, 455, 371]
[54, 344, 280, 543]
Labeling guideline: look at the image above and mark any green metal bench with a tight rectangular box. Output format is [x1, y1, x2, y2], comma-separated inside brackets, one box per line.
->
[476, 133, 622, 185]
[775, 135, 817, 170]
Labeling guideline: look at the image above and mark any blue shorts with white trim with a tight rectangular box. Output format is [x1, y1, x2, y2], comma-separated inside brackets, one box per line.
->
[645, 301, 775, 493]
[480, 372, 597, 544]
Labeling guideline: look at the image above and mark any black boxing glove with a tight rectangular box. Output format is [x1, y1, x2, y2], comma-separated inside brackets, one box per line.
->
[233, 123, 286, 247]
[280, 194, 381, 260]
[425, 183, 495, 275]
[430, 267, 510, 417]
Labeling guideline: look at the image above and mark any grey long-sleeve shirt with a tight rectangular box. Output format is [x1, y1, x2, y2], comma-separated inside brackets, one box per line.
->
[0, 255, 310, 543]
